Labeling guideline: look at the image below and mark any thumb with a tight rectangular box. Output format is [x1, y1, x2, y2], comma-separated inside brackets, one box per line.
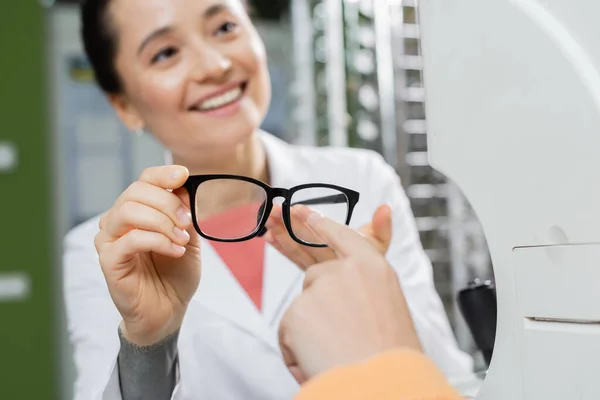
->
[173, 186, 201, 248]
[281, 345, 308, 384]
[359, 204, 392, 255]
[372, 203, 392, 243]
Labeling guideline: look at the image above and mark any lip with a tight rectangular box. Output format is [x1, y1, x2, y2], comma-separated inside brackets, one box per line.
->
[188, 81, 247, 110]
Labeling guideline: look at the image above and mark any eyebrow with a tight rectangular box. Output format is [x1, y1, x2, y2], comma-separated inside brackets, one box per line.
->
[137, 4, 230, 56]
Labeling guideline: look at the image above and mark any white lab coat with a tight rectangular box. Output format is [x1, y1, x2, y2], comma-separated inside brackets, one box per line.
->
[63, 131, 480, 400]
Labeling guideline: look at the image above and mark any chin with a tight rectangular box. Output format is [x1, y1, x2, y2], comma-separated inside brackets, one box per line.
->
[176, 93, 267, 156]
[198, 123, 259, 154]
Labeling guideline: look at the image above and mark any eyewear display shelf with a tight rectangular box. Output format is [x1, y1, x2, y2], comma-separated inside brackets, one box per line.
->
[393, 0, 493, 359]
[289, 0, 493, 361]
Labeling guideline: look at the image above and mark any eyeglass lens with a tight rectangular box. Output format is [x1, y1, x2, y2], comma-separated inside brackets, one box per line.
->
[195, 179, 268, 240]
[290, 187, 349, 245]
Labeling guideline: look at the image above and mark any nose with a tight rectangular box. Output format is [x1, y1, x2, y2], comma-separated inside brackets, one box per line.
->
[189, 44, 232, 82]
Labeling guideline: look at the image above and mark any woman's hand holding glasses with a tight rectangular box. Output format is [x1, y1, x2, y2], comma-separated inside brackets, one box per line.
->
[263, 203, 393, 271]
[94, 165, 202, 346]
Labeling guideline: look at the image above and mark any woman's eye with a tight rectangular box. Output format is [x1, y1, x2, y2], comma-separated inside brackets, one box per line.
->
[151, 47, 178, 64]
[216, 21, 237, 36]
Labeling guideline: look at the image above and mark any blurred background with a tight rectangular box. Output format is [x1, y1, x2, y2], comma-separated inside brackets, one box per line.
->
[1, 0, 494, 398]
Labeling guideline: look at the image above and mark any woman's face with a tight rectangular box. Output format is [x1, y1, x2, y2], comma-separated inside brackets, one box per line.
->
[108, 0, 271, 157]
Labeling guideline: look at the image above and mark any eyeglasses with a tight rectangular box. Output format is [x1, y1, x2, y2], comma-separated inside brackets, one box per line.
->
[183, 174, 360, 247]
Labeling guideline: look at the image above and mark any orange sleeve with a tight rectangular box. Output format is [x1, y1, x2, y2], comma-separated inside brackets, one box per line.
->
[294, 349, 463, 400]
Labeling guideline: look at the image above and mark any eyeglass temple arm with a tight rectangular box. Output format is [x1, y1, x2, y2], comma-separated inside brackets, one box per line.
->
[290, 193, 347, 206]
[257, 194, 347, 237]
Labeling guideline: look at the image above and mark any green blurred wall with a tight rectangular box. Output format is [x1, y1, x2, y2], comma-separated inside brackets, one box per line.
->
[0, 2, 57, 399]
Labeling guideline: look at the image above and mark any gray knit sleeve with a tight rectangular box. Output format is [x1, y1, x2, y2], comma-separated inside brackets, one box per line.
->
[117, 326, 179, 400]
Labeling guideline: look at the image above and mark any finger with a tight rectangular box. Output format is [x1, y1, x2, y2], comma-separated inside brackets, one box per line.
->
[138, 165, 189, 190]
[94, 229, 110, 254]
[281, 345, 307, 384]
[357, 204, 393, 254]
[265, 216, 316, 269]
[293, 207, 378, 259]
[289, 208, 338, 256]
[99, 212, 107, 230]
[288, 205, 338, 259]
[172, 186, 192, 212]
[287, 205, 325, 244]
[279, 297, 312, 384]
[171, 186, 201, 248]
[115, 181, 193, 229]
[101, 229, 186, 268]
[372, 204, 392, 249]
[278, 306, 302, 381]
[105, 202, 190, 246]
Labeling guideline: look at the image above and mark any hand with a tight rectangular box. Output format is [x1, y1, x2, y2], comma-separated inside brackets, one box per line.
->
[278, 207, 422, 383]
[263, 203, 392, 270]
[94, 165, 201, 346]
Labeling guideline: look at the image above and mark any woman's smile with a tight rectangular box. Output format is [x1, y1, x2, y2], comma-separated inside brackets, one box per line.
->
[187, 81, 247, 117]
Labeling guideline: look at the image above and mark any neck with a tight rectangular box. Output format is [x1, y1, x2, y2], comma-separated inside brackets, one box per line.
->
[171, 132, 270, 184]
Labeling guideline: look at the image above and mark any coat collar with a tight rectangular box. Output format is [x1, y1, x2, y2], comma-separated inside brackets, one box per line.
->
[162, 130, 301, 187]
[258, 131, 306, 324]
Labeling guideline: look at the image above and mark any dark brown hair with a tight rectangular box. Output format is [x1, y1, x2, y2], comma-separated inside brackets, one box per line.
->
[80, 0, 122, 94]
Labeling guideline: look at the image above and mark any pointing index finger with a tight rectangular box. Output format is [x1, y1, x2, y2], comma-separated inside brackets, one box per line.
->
[293, 206, 378, 259]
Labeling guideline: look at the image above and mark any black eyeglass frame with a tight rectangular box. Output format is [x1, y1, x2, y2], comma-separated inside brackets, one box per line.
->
[183, 174, 360, 248]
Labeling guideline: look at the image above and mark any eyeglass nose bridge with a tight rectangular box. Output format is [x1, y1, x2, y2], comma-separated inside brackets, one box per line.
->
[270, 187, 291, 199]
[256, 187, 291, 237]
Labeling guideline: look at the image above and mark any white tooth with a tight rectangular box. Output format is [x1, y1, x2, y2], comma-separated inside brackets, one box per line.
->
[197, 87, 242, 111]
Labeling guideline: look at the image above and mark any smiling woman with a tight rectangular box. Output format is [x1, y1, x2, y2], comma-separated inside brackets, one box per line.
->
[63, 0, 479, 399]
[81, 0, 271, 172]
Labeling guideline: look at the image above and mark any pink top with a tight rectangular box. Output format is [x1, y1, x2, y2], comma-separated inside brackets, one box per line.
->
[198, 203, 267, 310]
